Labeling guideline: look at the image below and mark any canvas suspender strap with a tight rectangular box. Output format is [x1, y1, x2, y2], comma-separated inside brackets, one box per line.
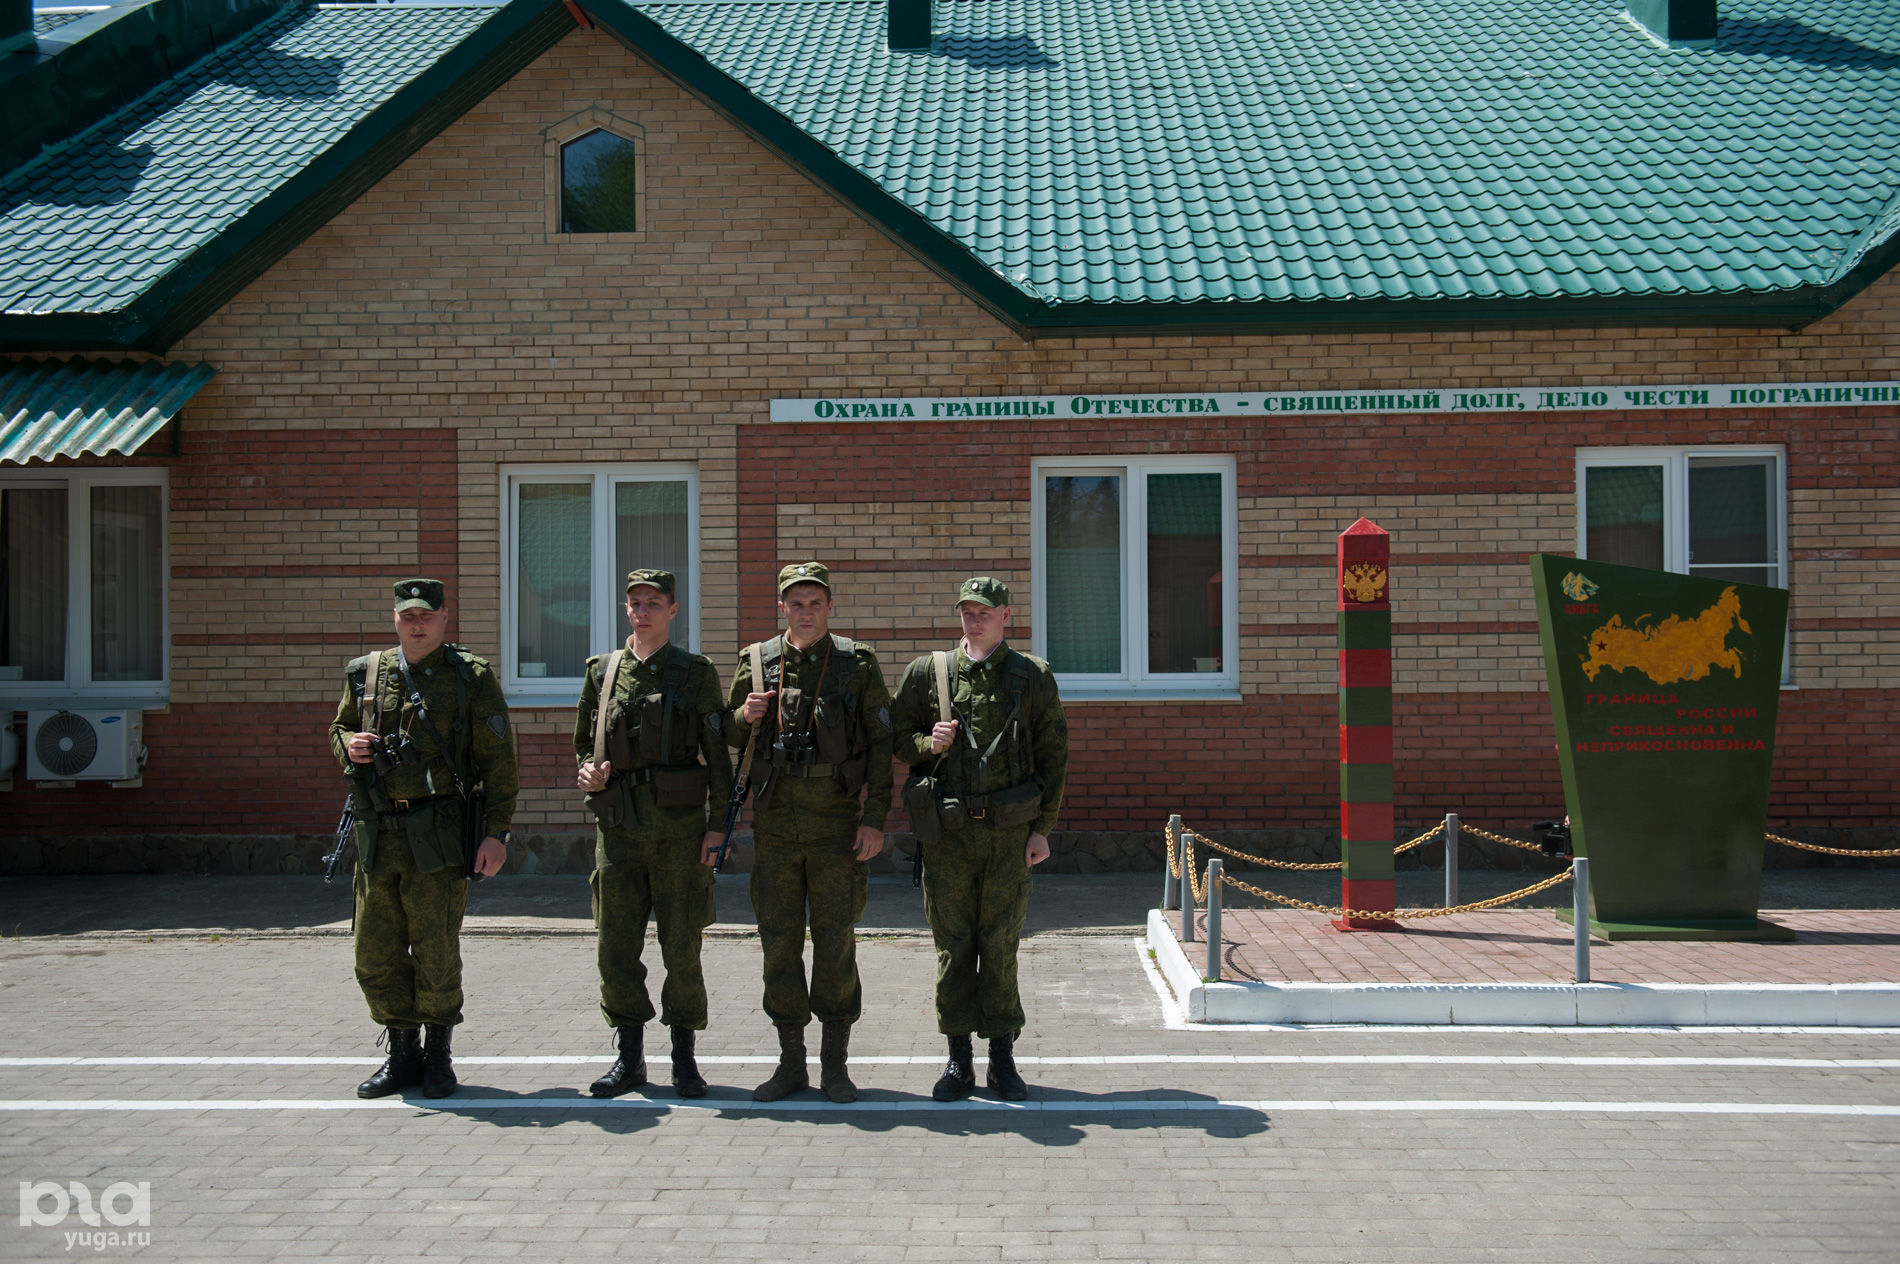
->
[659, 645, 689, 763]
[591, 649, 626, 765]
[362, 650, 384, 734]
[737, 640, 766, 783]
[932, 650, 951, 725]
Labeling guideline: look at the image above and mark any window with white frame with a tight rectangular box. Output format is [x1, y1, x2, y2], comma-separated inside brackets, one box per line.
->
[502, 465, 698, 703]
[1576, 447, 1786, 590]
[0, 469, 168, 702]
[1031, 456, 1238, 696]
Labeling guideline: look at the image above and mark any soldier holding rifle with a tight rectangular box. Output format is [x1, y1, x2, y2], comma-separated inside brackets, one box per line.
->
[575, 569, 733, 1099]
[890, 577, 1066, 1102]
[330, 578, 516, 1101]
[726, 563, 893, 1102]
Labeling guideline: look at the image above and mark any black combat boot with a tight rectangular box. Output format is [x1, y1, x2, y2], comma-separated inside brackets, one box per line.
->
[819, 1021, 858, 1103]
[931, 1034, 976, 1102]
[356, 1026, 423, 1099]
[752, 1024, 810, 1102]
[670, 1026, 708, 1098]
[589, 1026, 647, 1097]
[421, 1023, 458, 1099]
[986, 1033, 1027, 1101]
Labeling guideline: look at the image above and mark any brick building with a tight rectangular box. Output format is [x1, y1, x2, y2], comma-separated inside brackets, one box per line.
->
[2, 0, 1896, 872]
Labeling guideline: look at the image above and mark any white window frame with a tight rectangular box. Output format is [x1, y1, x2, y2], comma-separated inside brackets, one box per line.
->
[500, 463, 699, 708]
[0, 467, 170, 707]
[1030, 454, 1239, 700]
[1576, 444, 1790, 683]
[1575, 445, 1788, 586]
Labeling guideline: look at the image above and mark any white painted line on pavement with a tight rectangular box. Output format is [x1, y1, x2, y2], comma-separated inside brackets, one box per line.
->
[2, 1096, 1899, 1118]
[5, 1054, 1900, 1069]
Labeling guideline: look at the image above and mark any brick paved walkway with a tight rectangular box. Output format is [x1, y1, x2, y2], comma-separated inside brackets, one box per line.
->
[1196, 908, 1900, 986]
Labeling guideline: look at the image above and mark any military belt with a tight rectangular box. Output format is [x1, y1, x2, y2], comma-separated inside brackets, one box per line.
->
[382, 793, 460, 818]
[779, 762, 836, 780]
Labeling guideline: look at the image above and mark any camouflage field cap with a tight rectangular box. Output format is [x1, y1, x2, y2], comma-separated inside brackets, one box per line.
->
[393, 578, 446, 612]
[957, 576, 1011, 608]
[625, 568, 677, 597]
[777, 562, 831, 595]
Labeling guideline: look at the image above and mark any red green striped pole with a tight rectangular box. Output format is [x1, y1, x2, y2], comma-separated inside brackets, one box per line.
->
[1336, 518, 1400, 932]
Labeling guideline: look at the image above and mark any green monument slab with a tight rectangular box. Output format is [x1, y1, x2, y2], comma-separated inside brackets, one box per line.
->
[1530, 555, 1791, 941]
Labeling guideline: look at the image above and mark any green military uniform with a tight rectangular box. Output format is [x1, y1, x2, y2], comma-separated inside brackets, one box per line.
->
[575, 639, 734, 1032]
[727, 628, 893, 1028]
[330, 635, 517, 1033]
[891, 617, 1066, 1042]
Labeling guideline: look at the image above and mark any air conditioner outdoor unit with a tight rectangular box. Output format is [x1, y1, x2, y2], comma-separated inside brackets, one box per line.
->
[26, 710, 143, 781]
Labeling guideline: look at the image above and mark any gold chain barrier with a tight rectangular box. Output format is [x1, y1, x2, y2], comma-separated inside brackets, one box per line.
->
[1767, 832, 1900, 859]
[1165, 815, 1571, 923]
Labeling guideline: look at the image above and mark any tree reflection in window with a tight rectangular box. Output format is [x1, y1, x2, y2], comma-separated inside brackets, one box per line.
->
[561, 129, 638, 233]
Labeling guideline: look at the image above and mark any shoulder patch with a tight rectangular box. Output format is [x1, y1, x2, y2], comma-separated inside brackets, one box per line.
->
[488, 713, 509, 738]
[876, 704, 892, 731]
[707, 711, 723, 735]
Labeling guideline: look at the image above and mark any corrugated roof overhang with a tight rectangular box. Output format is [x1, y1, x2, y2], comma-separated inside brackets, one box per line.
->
[0, 356, 215, 463]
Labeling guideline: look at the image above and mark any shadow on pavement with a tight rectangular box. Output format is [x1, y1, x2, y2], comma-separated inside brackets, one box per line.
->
[421, 1085, 1268, 1146]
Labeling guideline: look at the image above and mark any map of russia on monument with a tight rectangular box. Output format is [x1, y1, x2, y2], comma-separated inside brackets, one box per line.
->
[1530, 555, 1790, 939]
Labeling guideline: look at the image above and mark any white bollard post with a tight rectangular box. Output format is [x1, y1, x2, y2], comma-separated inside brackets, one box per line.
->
[1444, 812, 1459, 908]
[1206, 859, 1223, 982]
[1573, 855, 1591, 984]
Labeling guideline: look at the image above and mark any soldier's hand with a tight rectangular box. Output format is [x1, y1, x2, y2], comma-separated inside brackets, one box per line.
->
[741, 689, 777, 724]
[853, 826, 885, 861]
[698, 832, 722, 867]
[474, 836, 507, 878]
[1026, 832, 1050, 867]
[578, 760, 610, 792]
[928, 718, 960, 754]
[347, 732, 377, 764]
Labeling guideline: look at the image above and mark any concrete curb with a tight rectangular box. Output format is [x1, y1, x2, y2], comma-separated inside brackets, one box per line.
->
[1146, 909, 1900, 1027]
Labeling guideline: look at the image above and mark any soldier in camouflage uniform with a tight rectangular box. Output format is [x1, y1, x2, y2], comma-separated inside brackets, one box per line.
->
[330, 578, 517, 1101]
[727, 563, 893, 1103]
[575, 569, 734, 1099]
[890, 576, 1066, 1102]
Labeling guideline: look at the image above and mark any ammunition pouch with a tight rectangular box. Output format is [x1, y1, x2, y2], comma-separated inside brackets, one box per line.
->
[902, 769, 944, 845]
[604, 700, 638, 768]
[586, 767, 652, 831]
[810, 693, 854, 765]
[653, 763, 711, 810]
[397, 793, 466, 873]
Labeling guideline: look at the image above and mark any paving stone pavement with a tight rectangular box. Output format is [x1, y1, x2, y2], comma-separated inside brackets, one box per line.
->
[3, 872, 1899, 1261]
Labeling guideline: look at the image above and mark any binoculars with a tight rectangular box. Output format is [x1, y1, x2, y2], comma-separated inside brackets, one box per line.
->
[1533, 819, 1572, 857]
[369, 735, 422, 775]
[771, 731, 817, 769]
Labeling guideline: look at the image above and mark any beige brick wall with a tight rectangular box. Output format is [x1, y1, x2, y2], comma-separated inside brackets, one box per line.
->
[144, 26, 1899, 822]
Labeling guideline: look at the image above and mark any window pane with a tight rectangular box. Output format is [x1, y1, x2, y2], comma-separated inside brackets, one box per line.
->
[1045, 474, 1121, 673]
[1, 487, 67, 682]
[90, 484, 163, 682]
[1689, 457, 1777, 585]
[516, 483, 592, 679]
[561, 129, 638, 233]
[1584, 465, 1664, 570]
[1146, 472, 1222, 673]
[614, 480, 691, 651]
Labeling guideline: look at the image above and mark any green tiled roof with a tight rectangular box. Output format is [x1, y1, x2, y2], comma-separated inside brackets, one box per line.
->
[0, 0, 573, 351]
[621, 0, 1900, 329]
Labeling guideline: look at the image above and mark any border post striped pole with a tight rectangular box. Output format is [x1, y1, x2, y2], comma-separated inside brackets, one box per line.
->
[1336, 517, 1400, 932]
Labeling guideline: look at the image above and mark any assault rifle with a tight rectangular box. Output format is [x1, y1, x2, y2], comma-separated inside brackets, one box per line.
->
[713, 707, 763, 875]
[323, 793, 355, 883]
